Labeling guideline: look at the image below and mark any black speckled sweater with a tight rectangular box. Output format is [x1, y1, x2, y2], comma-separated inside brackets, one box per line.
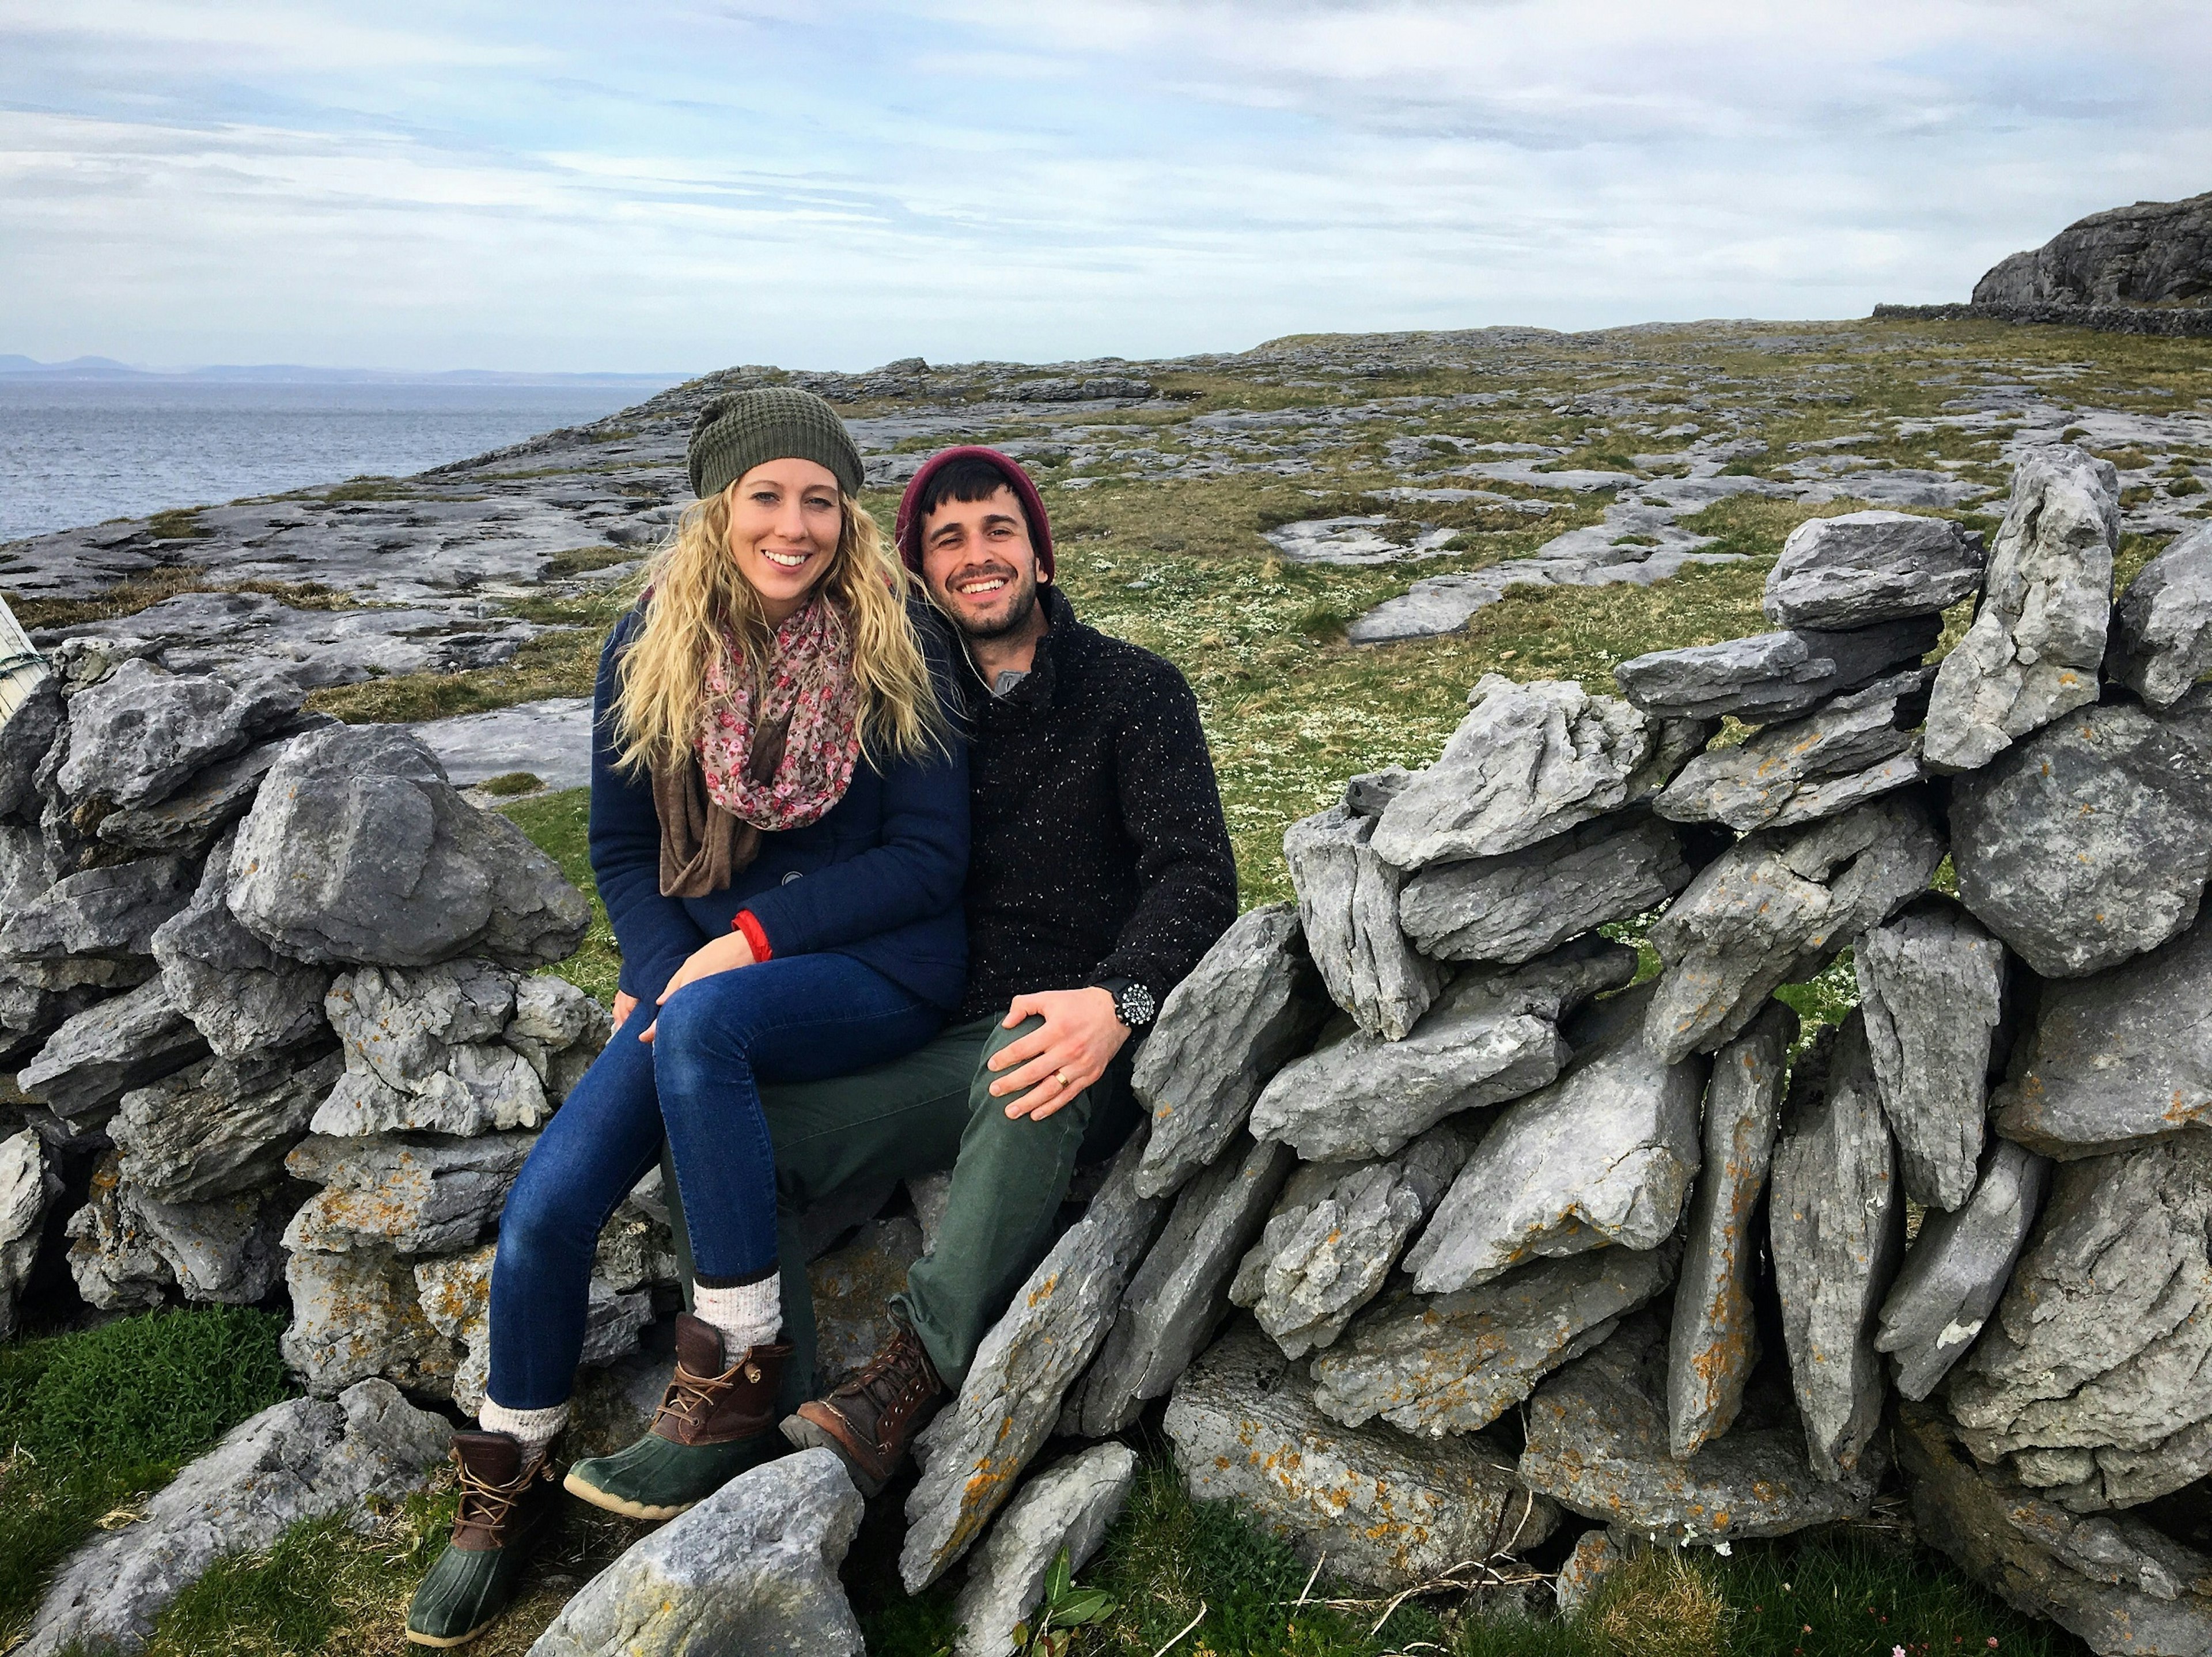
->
[955, 584, 1238, 1022]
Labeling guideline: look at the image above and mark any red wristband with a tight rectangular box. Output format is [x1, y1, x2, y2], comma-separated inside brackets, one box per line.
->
[732, 909, 773, 962]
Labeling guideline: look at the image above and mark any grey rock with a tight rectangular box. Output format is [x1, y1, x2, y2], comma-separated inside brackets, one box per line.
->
[1768, 1014, 1905, 1481]
[907, 1170, 952, 1253]
[1667, 999, 1797, 1458]
[1552, 1529, 1627, 1616]
[1399, 811, 1692, 964]
[1522, 1314, 1879, 1544]
[414, 696, 594, 791]
[313, 961, 556, 1136]
[111, 1046, 341, 1201]
[902, 1132, 1169, 1591]
[1654, 669, 1929, 832]
[1407, 982, 1705, 1294]
[282, 1245, 461, 1396]
[282, 1131, 536, 1254]
[1990, 909, 2212, 1158]
[1949, 689, 2212, 979]
[0, 1127, 59, 1340]
[2107, 523, 2212, 707]
[1855, 896, 2008, 1207]
[1897, 1401, 2212, 1657]
[416, 1243, 652, 1415]
[1230, 1123, 1467, 1359]
[1974, 188, 2212, 309]
[1250, 936, 1638, 1162]
[1762, 510, 1985, 629]
[1923, 447, 2118, 772]
[506, 972, 611, 1103]
[952, 1444, 1138, 1657]
[1283, 798, 1438, 1041]
[1949, 1132, 2212, 1511]
[1612, 617, 1940, 723]
[94, 731, 302, 858]
[19, 977, 209, 1120]
[151, 831, 332, 1060]
[808, 1216, 923, 1390]
[1066, 1134, 1293, 1435]
[1132, 903, 1328, 1199]
[66, 1158, 291, 1307]
[1875, 1139, 2051, 1401]
[1165, 1321, 1559, 1589]
[17, 1379, 449, 1657]
[1369, 675, 1689, 867]
[54, 657, 298, 810]
[226, 724, 590, 968]
[0, 673, 63, 820]
[0, 819, 60, 915]
[527, 1449, 863, 1657]
[1309, 1239, 1679, 1438]
[1, 854, 196, 970]
[1644, 792, 1944, 1063]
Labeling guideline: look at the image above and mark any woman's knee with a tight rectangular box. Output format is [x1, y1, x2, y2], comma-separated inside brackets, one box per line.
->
[497, 1157, 605, 1265]
[654, 979, 764, 1074]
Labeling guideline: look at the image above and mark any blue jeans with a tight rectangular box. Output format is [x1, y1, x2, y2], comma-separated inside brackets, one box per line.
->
[486, 953, 941, 1412]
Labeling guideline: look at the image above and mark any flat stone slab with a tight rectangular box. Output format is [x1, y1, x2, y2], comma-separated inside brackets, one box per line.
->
[952, 1444, 1137, 1657]
[1612, 617, 1940, 723]
[2107, 521, 2212, 707]
[1285, 797, 1437, 1041]
[1762, 509, 1984, 629]
[413, 696, 594, 791]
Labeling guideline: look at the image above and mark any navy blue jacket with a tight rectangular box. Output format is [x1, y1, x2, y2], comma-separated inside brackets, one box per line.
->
[589, 604, 969, 1013]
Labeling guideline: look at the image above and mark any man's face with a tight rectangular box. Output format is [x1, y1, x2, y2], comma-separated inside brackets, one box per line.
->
[920, 484, 1041, 640]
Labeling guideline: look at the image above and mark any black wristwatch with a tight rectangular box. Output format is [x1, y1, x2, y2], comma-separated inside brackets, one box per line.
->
[1095, 977, 1157, 1030]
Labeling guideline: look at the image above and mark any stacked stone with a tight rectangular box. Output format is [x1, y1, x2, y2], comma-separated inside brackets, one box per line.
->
[893, 448, 2212, 1657]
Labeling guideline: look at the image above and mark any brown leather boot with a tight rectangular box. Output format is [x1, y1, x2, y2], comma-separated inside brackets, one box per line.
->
[563, 1313, 791, 1520]
[781, 1321, 945, 1496]
[404, 1431, 558, 1647]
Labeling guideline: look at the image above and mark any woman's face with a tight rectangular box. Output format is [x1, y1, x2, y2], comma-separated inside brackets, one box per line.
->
[726, 458, 843, 623]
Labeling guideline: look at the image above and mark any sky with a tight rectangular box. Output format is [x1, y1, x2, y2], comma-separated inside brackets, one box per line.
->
[2, 1, 2208, 373]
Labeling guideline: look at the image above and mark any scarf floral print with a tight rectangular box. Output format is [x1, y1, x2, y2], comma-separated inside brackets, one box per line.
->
[696, 593, 863, 832]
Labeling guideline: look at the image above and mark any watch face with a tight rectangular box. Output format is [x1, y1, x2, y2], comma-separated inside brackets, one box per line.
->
[1119, 982, 1156, 1027]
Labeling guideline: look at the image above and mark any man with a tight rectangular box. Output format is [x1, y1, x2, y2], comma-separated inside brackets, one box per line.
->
[763, 445, 1239, 1492]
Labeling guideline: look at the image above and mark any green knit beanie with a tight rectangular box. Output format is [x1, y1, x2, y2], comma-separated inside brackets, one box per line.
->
[686, 386, 865, 500]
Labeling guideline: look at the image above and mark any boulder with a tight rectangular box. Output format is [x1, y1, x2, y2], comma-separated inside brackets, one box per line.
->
[1768, 1015, 1906, 1481]
[1522, 1314, 1879, 1544]
[1949, 1132, 2212, 1511]
[1645, 791, 1943, 1063]
[1612, 617, 1940, 723]
[312, 961, 558, 1136]
[53, 657, 299, 810]
[1855, 896, 2008, 1208]
[1230, 1123, 1467, 1359]
[1974, 188, 2212, 309]
[1407, 982, 1705, 1294]
[17, 1379, 449, 1657]
[1653, 669, 1930, 832]
[1132, 903, 1328, 1198]
[226, 724, 590, 968]
[0, 1126, 58, 1340]
[952, 1444, 1138, 1657]
[18, 977, 210, 1120]
[2107, 522, 2212, 707]
[1309, 1239, 1679, 1438]
[1989, 911, 2212, 1158]
[1763, 510, 1985, 630]
[505, 973, 611, 1104]
[1897, 1401, 2212, 1657]
[0, 855, 197, 972]
[1066, 1134, 1292, 1435]
[1399, 810, 1692, 964]
[67, 1168, 290, 1307]
[282, 1131, 536, 1255]
[901, 1133, 1169, 1591]
[1250, 936, 1637, 1162]
[1667, 999, 1797, 1458]
[1875, 1139, 2051, 1401]
[527, 1449, 864, 1657]
[0, 672, 63, 820]
[150, 832, 331, 1060]
[1283, 797, 1438, 1041]
[1369, 675, 1703, 867]
[1165, 1321, 1559, 1589]
[1949, 688, 2212, 979]
[282, 1245, 460, 1396]
[111, 1046, 341, 1201]
[1923, 446, 2118, 772]
[93, 730, 304, 858]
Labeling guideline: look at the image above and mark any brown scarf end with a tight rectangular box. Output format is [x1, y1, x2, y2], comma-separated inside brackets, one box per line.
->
[654, 759, 762, 899]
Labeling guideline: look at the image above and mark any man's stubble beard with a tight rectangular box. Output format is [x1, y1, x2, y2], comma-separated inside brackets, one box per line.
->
[947, 571, 1040, 642]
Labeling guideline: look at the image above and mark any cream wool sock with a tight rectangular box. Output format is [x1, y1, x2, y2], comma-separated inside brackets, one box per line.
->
[692, 1275, 782, 1359]
[478, 1399, 570, 1461]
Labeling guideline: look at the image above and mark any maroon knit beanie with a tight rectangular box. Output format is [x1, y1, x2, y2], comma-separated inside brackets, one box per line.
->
[895, 446, 1055, 582]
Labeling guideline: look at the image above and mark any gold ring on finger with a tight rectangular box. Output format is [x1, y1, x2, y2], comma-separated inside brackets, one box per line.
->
[1055, 1069, 1071, 1087]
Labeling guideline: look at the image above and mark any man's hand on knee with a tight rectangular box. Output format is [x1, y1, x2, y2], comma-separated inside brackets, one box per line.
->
[987, 989, 1128, 1120]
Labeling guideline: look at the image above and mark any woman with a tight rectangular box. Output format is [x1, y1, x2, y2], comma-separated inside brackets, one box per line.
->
[407, 388, 966, 1649]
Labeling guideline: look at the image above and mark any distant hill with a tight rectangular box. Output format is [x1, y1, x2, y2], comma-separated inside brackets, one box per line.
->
[1975, 190, 2211, 310]
[0, 357, 688, 386]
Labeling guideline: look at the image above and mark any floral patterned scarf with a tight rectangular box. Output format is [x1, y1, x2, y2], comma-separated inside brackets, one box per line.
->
[654, 594, 861, 898]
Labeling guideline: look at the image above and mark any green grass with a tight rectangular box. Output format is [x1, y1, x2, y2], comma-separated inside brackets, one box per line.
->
[0, 1306, 294, 1645]
[498, 786, 619, 1006]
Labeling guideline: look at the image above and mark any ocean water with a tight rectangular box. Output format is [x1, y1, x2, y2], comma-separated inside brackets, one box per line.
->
[0, 381, 676, 544]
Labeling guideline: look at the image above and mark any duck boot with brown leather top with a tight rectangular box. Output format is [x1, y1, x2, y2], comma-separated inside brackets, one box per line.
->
[405, 1430, 559, 1648]
[563, 1313, 791, 1520]
[781, 1320, 945, 1496]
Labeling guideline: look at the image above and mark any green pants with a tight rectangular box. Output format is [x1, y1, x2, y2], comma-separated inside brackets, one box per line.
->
[661, 1014, 1138, 1402]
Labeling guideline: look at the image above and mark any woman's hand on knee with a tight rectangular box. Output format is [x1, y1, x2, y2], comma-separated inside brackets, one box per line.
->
[638, 933, 757, 1042]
